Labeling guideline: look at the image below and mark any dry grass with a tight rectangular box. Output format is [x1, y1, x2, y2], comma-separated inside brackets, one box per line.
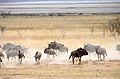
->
[0, 14, 118, 30]
[0, 14, 120, 49]
[0, 61, 120, 79]
[0, 14, 120, 79]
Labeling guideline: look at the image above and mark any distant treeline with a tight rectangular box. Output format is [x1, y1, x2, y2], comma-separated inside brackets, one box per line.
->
[1, 12, 120, 16]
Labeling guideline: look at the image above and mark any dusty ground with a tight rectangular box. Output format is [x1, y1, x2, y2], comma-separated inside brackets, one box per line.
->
[0, 48, 120, 79]
[0, 14, 120, 79]
[0, 60, 120, 79]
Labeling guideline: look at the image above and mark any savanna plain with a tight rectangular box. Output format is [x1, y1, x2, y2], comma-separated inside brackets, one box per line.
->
[0, 14, 120, 79]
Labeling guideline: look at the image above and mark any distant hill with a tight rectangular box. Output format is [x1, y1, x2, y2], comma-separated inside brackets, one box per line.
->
[0, 0, 120, 3]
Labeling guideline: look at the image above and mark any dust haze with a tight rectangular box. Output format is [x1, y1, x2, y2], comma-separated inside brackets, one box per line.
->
[0, 14, 120, 79]
[1, 41, 120, 68]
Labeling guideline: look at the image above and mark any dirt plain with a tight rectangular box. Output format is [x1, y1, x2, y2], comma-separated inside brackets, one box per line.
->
[0, 14, 120, 79]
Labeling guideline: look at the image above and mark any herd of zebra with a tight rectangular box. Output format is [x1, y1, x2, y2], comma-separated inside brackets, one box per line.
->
[0, 43, 30, 65]
[0, 41, 120, 67]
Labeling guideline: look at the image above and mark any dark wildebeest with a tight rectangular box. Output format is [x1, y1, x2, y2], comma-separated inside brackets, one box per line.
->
[0, 53, 4, 68]
[69, 48, 88, 65]
[18, 50, 25, 64]
[48, 41, 64, 52]
[44, 48, 57, 58]
[95, 46, 107, 61]
[48, 41, 68, 55]
[34, 51, 42, 64]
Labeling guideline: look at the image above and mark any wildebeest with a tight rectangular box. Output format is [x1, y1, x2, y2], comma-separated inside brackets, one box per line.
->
[44, 48, 57, 58]
[13, 45, 30, 56]
[48, 41, 64, 51]
[34, 51, 42, 64]
[69, 48, 88, 65]
[116, 44, 120, 51]
[3, 43, 15, 51]
[84, 44, 98, 53]
[84, 44, 100, 60]
[48, 41, 68, 55]
[0, 52, 4, 68]
[3, 43, 30, 56]
[3, 43, 17, 62]
[18, 50, 25, 64]
[3, 43, 29, 63]
[58, 45, 68, 55]
[5, 49, 18, 63]
[95, 46, 107, 61]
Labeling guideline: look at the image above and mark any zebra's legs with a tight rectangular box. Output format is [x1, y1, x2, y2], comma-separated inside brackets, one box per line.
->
[103, 54, 105, 61]
[97, 54, 100, 61]
[14, 57, 16, 62]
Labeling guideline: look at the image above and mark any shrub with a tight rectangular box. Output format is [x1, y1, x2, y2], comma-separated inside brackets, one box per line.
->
[106, 16, 120, 36]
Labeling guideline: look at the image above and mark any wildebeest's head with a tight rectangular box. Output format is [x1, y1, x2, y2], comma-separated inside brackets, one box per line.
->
[48, 41, 58, 49]
[78, 48, 88, 56]
[35, 51, 39, 56]
[44, 48, 49, 53]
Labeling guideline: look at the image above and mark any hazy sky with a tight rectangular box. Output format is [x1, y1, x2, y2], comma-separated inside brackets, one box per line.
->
[0, 0, 120, 3]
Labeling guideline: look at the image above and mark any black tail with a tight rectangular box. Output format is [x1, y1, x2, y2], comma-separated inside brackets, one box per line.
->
[0, 58, 2, 62]
[69, 54, 72, 59]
